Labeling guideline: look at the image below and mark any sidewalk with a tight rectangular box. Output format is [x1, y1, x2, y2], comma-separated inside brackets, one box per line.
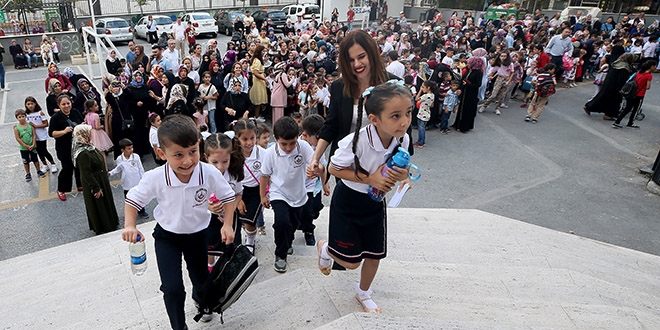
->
[1, 208, 659, 329]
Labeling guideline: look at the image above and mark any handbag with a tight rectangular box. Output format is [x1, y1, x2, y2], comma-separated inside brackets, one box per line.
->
[520, 76, 533, 92]
[116, 99, 135, 131]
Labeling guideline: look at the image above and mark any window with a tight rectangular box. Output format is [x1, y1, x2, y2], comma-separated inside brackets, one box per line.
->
[155, 17, 172, 25]
[107, 20, 129, 28]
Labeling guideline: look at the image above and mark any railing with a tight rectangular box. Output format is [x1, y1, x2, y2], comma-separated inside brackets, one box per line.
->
[80, 26, 123, 79]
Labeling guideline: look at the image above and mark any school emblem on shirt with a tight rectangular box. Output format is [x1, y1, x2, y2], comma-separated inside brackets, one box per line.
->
[195, 188, 208, 203]
[252, 161, 261, 170]
[293, 154, 303, 166]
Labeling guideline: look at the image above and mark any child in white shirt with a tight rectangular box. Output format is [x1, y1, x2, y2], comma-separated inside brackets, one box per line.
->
[109, 138, 148, 218]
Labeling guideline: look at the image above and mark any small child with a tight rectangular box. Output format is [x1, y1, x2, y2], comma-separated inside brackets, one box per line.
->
[51, 37, 61, 64]
[414, 80, 436, 147]
[563, 48, 580, 88]
[442, 80, 460, 133]
[120, 58, 131, 78]
[186, 21, 197, 49]
[14, 109, 46, 181]
[254, 122, 271, 236]
[147, 112, 166, 166]
[199, 124, 211, 140]
[315, 79, 330, 117]
[109, 138, 148, 218]
[592, 54, 610, 98]
[299, 114, 330, 246]
[121, 115, 237, 327]
[291, 112, 303, 129]
[198, 71, 218, 133]
[117, 68, 129, 86]
[84, 100, 113, 159]
[24, 96, 57, 173]
[192, 97, 208, 129]
[260, 116, 314, 273]
[525, 63, 557, 124]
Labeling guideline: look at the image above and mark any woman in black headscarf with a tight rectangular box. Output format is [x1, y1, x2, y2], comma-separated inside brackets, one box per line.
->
[73, 78, 102, 114]
[584, 46, 632, 120]
[127, 71, 151, 156]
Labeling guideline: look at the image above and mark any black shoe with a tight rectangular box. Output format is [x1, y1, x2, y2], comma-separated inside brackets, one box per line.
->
[627, 124, 640, 128]
[304, 232, 316, 246]
[274, 256, 288, 273]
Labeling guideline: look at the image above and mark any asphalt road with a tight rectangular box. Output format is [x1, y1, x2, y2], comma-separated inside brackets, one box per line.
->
[0, 33, 658, 261]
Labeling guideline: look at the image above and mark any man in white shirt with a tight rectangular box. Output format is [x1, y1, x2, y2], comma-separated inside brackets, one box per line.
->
[147, 15, 158, 43]
[378, 36, 393, 56]
[385, 51, 405, 79]
[294, 16, 306, 34]
[171, 17, 187, 61]
[162, 39, 180, 68]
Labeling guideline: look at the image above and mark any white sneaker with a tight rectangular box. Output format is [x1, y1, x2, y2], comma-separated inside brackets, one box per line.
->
[255, 116, 266, 123]
[40, 164, 49, 173]
[3, 87, 8, 91]
[200, 313, 213, 322]
[50, 164, 58, 173]
[495, 109, 501, 115]
[500, 104, 508, 109]
[478, 106, 485, 113]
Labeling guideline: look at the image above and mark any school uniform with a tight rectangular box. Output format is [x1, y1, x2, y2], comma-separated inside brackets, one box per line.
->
[328, 124, 410, 263]
[260, 140, 314, 260]
[239, 146, 266, 226]
[125, 162, 235, 330]
[207, 170, 244, 251]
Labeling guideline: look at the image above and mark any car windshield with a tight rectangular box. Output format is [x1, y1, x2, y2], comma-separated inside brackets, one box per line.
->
[305, 7, 320, 15]
[193, 14, 213, 20]
[107, 20, 129, 28]
[269, 12, 287, 19]
[229, 13, 245, 20]
[155, 17, 172, 25]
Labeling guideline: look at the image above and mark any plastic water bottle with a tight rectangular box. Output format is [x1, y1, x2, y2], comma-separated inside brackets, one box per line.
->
[367, 147, 421, 202]
[129, 234, 147, 276]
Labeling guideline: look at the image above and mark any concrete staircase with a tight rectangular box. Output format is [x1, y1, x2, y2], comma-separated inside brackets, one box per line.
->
[2, 209, 660, 329]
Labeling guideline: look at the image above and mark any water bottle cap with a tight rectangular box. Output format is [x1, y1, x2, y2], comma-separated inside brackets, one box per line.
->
[136, 234, 142, 242]
[391, 147, 410, 166]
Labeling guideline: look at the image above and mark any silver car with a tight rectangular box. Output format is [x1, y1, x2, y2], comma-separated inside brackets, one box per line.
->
[133, 15, 173, 40]
[95, 18, 133, 44]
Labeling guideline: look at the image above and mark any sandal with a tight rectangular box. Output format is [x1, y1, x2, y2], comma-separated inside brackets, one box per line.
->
[355, 293, 381, 314]
[57, 191, 66, 201]
[317, 240, 332, 276]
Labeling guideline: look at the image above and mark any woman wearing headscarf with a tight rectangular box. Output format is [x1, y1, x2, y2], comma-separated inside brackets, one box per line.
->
[44, 63, 73, 94]
[105, 49, 122, 76]
[174, 65, 197, 113]
[198, 53, 211, 75]
[452, 56, 484, 133]
[73, 78, 102, 115]
[218, 78, 252, 131]
[147, 65, 168, 117]
[105, 80, 134, 158]
[45, 79, 75, 116]
[131, 45, 149, 70]
[72, 124, 119, 235]
[471, 48, 490, 101]
[127, 71, 151, 156]
[270, 62, 292, 124]
[222, 42, 238, 76]
[166, 83, 191, 117]
[584, 50, 633, 120]
[48, 94, 83, 201]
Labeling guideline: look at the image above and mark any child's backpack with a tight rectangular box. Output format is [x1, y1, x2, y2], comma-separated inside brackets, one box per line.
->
[620, 73, 638, 99]
[562, 53, 574, 71]
[194, 244, 259, 324]
[537, 77, 556, 98]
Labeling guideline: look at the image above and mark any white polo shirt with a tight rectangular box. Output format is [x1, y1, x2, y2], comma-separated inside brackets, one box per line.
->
[242, 146, 266, 188]
[224, 170, 244, 196]
[126, 162, 236, 234]
[109, 153, 145, 191]
[260, 140, 314, 207]
[330, 124, 410, 194]
[149, 126, 159, 148]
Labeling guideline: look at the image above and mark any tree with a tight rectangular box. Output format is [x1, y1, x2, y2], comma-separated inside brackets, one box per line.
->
[135, 0, 151, 15]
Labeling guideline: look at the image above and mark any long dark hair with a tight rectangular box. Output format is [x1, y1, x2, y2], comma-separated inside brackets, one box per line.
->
[204, 133, 245, 182]
[250, 45, 265, 66]
[337, 30, 387, 100]
[24, 96, 43, 114]
[351, 83, 411, 179]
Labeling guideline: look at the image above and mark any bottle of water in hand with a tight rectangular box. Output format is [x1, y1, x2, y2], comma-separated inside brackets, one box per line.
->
[129, 234, 147, 276]
[367, 147, 421, 202]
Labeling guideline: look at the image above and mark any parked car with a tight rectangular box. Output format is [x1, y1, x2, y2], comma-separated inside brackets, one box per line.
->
[215, 11, 245, 36]
[182, 12, 218, 37]
[253, 9, 288, 32]
[133, 15, 173, 40]
[94, 17, 133, 44]
[281, 4, 320, 24]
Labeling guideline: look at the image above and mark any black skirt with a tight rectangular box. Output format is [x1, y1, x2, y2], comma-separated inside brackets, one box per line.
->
[327, 180, 387, 263]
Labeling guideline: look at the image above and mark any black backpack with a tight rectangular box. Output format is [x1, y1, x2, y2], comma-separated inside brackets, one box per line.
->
[620, 73, 638, 99]
[194, 244, 259, 324]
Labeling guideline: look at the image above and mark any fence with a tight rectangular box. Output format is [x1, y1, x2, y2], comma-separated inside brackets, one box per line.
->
[71, 0, 296, 17]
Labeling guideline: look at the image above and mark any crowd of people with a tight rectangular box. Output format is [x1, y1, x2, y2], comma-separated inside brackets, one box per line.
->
[11, 7, 659, 329]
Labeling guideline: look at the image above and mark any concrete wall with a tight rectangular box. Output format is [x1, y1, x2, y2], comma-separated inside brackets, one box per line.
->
[1, 31, 83, 68]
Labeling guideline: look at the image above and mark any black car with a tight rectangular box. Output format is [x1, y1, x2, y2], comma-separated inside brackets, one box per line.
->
[215, 11, 245, 35]
[253, 10, 288, 32]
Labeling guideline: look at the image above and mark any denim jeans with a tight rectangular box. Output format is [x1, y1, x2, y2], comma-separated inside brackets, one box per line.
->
[26, 53, 38, 67]
[0, 63, 5, 89]
[417, 119, 427, 144]
[208, 109, 216, 133]
[439, 110, 451, 130]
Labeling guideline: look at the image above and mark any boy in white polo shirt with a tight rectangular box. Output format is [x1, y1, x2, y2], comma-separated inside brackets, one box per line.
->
[109, 138, 148, 218]
[121, 115, 237, 329]
[260, 116, 314, 273]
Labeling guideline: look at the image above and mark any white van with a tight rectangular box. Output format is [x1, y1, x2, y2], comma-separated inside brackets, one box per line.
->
[281, 4, 320, 24]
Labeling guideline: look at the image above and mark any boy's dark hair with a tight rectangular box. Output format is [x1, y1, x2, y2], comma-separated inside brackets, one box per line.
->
[543, 63, 556, 72]
[302, 114, 324, 136]
[291, 112, 303, 120]
[15, 109, 26, 117]
[158, 114, 199, 150]
[256, 122, 271, 136]
[116, 68, 124, 75]
[388, 51, 398, 61]
[273, 116, 300, 140]
[450, 79, 460, 85]
[119, 138, 133, 149]
[200, 124, 208, 132]
[119, 58, 126, 63]
[404, 74, 413, 85]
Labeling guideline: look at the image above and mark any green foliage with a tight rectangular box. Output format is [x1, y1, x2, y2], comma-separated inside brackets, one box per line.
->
[3, 0, 44, 13]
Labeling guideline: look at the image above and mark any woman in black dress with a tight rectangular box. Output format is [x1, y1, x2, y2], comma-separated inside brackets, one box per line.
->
[452, 56, 484, 133]
[127, 71, 151, 156]
[218, 78, 252, 132]
[72, 78, 101, 115]
[105, 80, 134, 158]
[48, 94, 84, 200]
[584, 50, 634, 120]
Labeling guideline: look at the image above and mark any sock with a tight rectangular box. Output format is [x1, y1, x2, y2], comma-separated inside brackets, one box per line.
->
[245, 229, 257, 246]
[356, 282, 378, 310]
[319, 242, 332, 268]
